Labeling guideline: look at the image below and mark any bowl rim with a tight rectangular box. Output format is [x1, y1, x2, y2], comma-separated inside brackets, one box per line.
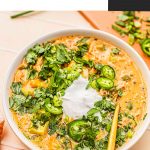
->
[2, 28, 150, 150]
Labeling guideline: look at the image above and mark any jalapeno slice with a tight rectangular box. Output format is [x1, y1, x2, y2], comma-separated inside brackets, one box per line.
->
[97, 77, 114, 90]
[141, 38, 150, 56]
[101, 65, 115, 79]
[45, 104, 62, 115]
[68, 120, 90, 142]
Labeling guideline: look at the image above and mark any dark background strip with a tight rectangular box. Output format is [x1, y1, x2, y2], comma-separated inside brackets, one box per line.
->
[108, 0, 150, 11]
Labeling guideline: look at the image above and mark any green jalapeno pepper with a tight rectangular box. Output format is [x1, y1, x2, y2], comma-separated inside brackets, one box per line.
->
[97, 77, 114, 90]
[68, 120, 90, 142]
[141, 38, 150, 56]
[101, 65, 115, 80]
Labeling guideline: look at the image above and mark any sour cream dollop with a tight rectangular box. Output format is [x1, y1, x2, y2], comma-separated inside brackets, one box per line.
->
[62, 76, 102, 119]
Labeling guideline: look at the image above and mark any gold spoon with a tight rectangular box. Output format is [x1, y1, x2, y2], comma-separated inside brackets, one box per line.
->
[107, 104, 120, 150]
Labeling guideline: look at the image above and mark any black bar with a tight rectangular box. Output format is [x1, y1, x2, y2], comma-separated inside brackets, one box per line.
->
[109, 0, 150, 11]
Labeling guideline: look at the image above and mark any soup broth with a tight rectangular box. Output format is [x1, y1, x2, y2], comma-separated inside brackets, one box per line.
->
[9, 36, 147, 150]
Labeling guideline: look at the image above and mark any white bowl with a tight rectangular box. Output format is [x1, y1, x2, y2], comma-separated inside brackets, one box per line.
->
[3, 29, 150, 150]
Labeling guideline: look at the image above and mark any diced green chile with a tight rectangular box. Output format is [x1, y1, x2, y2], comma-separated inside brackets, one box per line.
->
[87, 108, 99, 116]
[141, 38, 150, 56]
[68, 120, 90, 142]
[90, 80, 98, 89]
[97, 77, 114, 90]
[101, 65, 115, 79]
[94, 64, 103, 70]
[45, 104, 62, 115]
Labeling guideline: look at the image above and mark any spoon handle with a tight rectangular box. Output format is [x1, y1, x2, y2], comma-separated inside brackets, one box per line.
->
[107, 104, 120, 150]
